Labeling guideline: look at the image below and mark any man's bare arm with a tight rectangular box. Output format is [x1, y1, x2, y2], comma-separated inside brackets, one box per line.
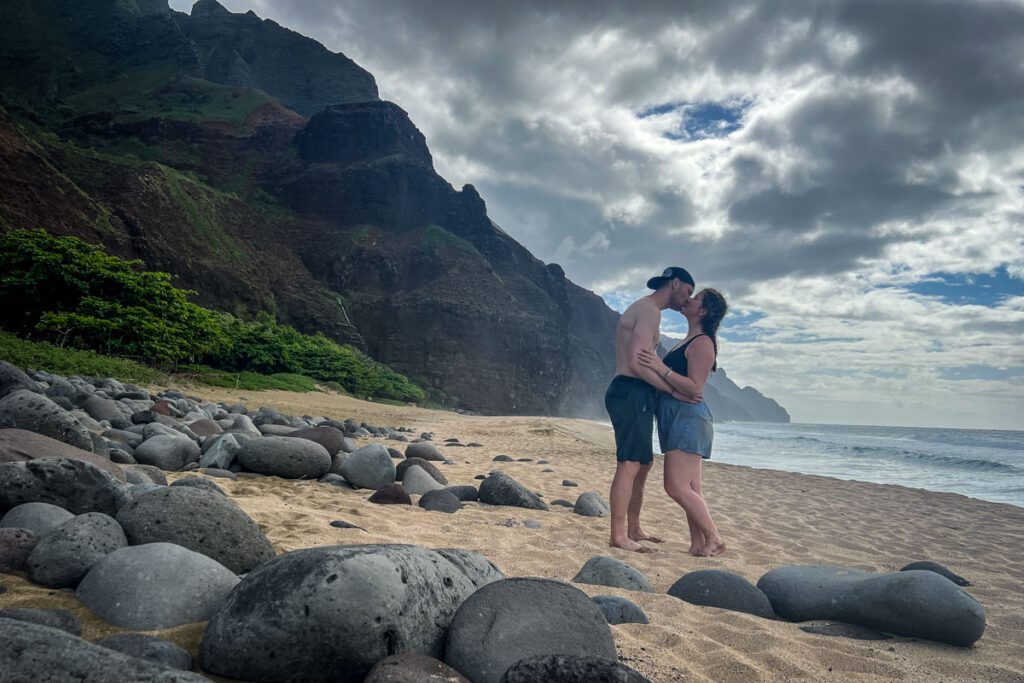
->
[626, 304, 675, 393]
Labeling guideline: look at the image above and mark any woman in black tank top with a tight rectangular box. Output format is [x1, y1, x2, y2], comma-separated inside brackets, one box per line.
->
[637, 289, 729, 557]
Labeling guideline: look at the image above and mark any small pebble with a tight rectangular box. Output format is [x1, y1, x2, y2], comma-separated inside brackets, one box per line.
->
[562, 480, 578, 487]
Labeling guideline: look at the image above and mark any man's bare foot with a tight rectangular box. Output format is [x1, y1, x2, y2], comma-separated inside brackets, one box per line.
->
[610, 538, 656, 553]
[628, 530, 665, 544]
[701, 539, 727, 557]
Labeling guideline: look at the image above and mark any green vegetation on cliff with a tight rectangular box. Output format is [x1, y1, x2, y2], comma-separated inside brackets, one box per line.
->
[0, 229, 424, 402]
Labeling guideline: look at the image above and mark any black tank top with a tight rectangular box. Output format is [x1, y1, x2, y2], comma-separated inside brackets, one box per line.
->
[662, 334, 714, 376]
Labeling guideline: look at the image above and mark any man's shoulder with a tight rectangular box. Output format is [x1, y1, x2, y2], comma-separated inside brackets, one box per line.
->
[623, 296, 657, 317]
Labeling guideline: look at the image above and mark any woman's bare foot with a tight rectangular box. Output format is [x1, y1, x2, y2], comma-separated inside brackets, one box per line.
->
[688, 544, 705, 556]
[610, 538, 656, 553]
[701, 539, 727, 557]
[628, 530, 665, 544]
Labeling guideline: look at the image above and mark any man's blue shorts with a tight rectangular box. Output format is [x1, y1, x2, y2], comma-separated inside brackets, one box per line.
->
[604, 375, 657, 465]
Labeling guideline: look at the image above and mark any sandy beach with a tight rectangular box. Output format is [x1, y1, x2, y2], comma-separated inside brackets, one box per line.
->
[3, 386, 1023, 682]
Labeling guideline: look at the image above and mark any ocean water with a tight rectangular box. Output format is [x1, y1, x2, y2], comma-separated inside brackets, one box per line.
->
[657, 422, 1024, 507]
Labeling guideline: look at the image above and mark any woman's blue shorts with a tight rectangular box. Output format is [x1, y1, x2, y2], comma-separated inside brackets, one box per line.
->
[657, 396, 714, 459]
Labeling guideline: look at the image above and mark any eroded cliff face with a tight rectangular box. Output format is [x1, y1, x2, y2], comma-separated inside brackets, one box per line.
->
[0, 0, 619, 416]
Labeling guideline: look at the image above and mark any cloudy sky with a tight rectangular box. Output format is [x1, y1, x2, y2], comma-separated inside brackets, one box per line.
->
[170, 0, 1024, 430]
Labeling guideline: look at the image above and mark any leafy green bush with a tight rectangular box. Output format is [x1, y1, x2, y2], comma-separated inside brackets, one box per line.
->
[0, 331, 164, 385]
[175, 365, 319, 393]
[0, 229, 225, 362]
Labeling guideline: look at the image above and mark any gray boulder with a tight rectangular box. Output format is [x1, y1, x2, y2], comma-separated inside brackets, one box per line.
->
[444, 485, 479, 502]
[396, 457, 448, 485]
[478, 472, 548, 510]
[402, 465, 445, 496]
[123, 464, 167, 486]
[0, 502, 74, 537]
[339, 444, 396, 489]
[500, 655, 650, 683]
[27, 512, 127, 588]
[0, 618, 207, 681]
[134, 435, 200, 471]
[200, 544, 493, 683]
[405, 442, 445, 461]
[591, 595, 649, 625]
[667, 569, 775, 618]
[96, 633, 195, 671]
[418, 489, 462, 513]
[339, 436, 358, 453]
[170, 476, 226, 496]
[0, 361, 36, 399]
[0, 607, 80, 635]
[572, 556, 653, 593]
[0, 428, 126, 480]
[0, 390, 91, 450]
[283, 425, 346, 455]
[82, 395, 125, 424]
[434, 548, 506, 589]
[365, 654, 469, 683]
[130, 483, 165, 499]
[0, 527, 39, 572]
[756, 565, 986, 646]
[573, 492, 610, 518]
[77, 542, 239, 629]
[0, 458, 130, 516]
[199, 433, 242, 470]
[444, 578, 617, 683]
[116, 486, 275, 574]
[900, 560, 971, 586]
[236, 436, 331, 479]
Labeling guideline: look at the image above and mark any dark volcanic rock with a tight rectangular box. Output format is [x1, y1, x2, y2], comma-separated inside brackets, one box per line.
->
[404, 442, 445, 461]
[0, 501, 74, 537]
[418, 489, 462, 513]
[27, 512, 127, 588]
[500, 655, 650, 683]
[170, 476, 227, 496]
[396, 457, 448, 485]
[572, 556, 653, 593]
[96, 632, 195, 671]
[0, 390, 92, 450]
[283, 425, 347, 455]
[444, 578, 617, 683]
[444, 485, 479, 502]
[368, 483, 411, 505]
[899, 560, 971, 586]
[0, 618, 207, 681]
[667, 570, 775, 619]
[591, 595, 649, 625]
[365, 653, 469, 683]
[115, 486, 275, 574]
[200, 544, 491, 683]
[757, 565, 986, 646]
[433, 548, 505, 589]
[134, 434, 201, 471]
[340, 444, 396, 489]
[0, 527, 39, 572]
[0, 458, 130, 516]
[77, 543, 239, 630]
[478, 472, 548, 510]
[0, 361, 35, 399]
[492, 455, 514, 462]
[236, 435, 331, 479]
[0, 607, 81, 635]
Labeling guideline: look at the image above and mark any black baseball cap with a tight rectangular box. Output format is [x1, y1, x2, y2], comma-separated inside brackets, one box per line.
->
[647, 266, 695, 290]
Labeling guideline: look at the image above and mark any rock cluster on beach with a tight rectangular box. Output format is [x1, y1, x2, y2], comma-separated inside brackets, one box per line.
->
[0, 359, 991, 680]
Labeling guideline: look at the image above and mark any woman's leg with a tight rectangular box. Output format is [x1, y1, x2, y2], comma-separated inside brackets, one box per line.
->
[664, 450, 725, 556]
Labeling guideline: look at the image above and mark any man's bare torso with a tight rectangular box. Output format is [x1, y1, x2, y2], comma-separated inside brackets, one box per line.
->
[614, 297, 660, 377]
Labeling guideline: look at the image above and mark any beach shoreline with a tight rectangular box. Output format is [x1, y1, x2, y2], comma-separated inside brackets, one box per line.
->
[3, 386, 1023, 682]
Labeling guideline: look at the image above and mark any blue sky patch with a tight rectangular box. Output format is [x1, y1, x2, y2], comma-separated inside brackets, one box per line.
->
[939, 365, 1024, 381]
[719, 311, 766, 342]
[903, 267, 1023, 306]
[639, 101, 749, 141]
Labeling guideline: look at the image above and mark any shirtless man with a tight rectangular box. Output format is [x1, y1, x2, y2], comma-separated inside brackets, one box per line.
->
[605, 267, 701, 552]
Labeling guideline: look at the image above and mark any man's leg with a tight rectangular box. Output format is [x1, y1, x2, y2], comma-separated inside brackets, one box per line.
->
[627, 463, 664, 543]
[609, 460, 652, 552]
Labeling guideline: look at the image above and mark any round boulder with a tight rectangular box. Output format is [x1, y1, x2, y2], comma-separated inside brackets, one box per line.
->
[283, 425, 346, 455]
[478, 472, 547, 510]
[134, 434, 200, 472]
[0, 607, 81, 636]
[77, 542, 239, 629]
[0, 458, 130, 516]
[669, 569, 775, 618]
[0, 502, 74, 537]
[499, 655, 650, 683]
[444, 485, 479, 502]
[405, 442, 445, 461]
[27, 512, 127, 588]
[572, 556, 653, 593]
[591, 595, 650, 625]
[339, 444, 396, 489]
[200, 544, 493, 683]
[418, 490, 462, 514]
[170, 476, 227, 497]
[368, 484, 411, 505]
[236, 435, 331, 479]
[365, 654, 469, 683]
[0, 361, 35, 399]
[0, 390, 91, 451]
[95, 632, 195, 671]
[402, 465, 445, 496]
[573, 492, 610, 518]
[899, 560, 971, 586]
[115, 486, 275, 574]
[396, 458, 448, 486]
[445, 578, 617, 683]
[0, 528, 39, 572]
